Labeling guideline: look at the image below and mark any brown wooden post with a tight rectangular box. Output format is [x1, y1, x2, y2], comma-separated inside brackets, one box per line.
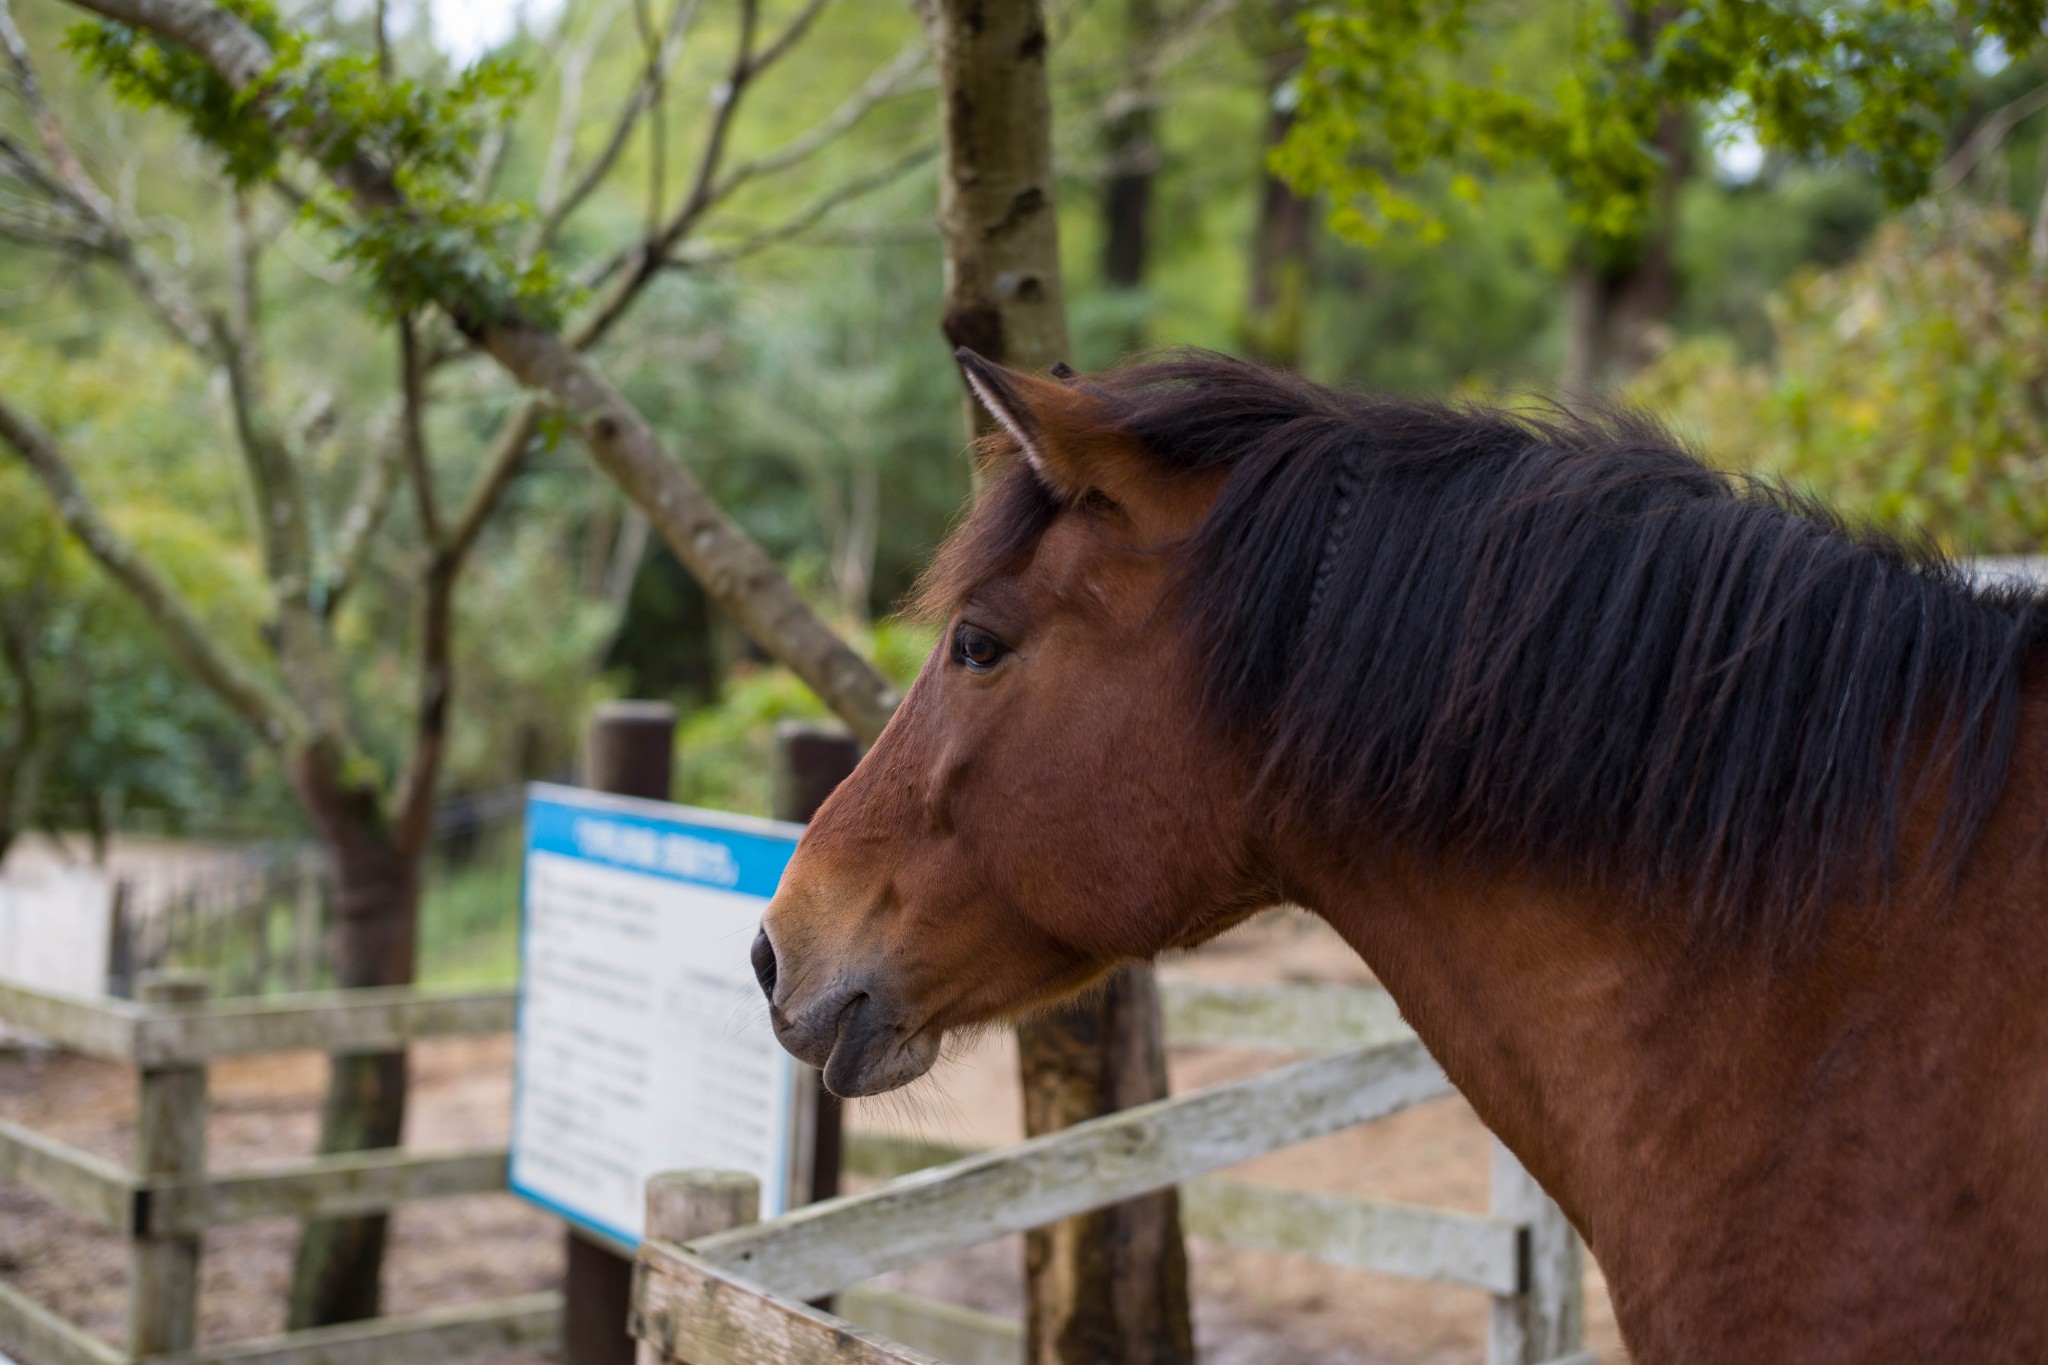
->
[105, 880, 135, 999]
[770, 722, 860, 1217]
[130, 970, 209, 1358]
[565, 700, 676, 1365]
[632, 1171, 760, 1365]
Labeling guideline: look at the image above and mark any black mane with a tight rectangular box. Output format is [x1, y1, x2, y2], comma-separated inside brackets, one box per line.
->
[933, 352, 2048, 940]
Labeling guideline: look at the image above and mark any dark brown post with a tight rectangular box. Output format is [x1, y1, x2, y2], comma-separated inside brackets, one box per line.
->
[564, 700, 676, 1365]
[106, 880, 135, 999]
[130, 971, 209, 1358]
[769, 722, 862, 1222]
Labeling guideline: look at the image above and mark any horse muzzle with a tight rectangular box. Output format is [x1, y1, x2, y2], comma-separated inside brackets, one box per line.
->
[752, 929, 940, 1097]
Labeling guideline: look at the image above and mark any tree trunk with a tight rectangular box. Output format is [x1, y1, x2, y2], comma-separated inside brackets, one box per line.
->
[285, 755, 419, 1328]
[1560, 76, 1687, 390]
[920, 0, 1071, 437]
[1240, 35, 1312, 367]
[920, 3, 1194, 1361]
[1100, 0, 1158, 315]
[1020, 966, 1194, 1365]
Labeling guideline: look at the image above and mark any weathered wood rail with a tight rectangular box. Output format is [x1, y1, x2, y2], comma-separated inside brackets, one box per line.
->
[0, 973, 540, 1365]
[632, 979, 1589, 1365]
[0, 970, 1585, 1364]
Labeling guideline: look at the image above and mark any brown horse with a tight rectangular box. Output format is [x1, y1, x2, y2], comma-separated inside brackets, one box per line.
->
[755, 351, 2048, 1363]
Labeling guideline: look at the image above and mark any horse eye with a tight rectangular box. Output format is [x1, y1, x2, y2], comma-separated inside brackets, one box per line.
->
[953, 625, 1009, 673]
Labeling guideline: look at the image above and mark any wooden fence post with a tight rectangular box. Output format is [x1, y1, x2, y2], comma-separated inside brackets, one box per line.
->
[130, 970, 210, 1358]
[565, 701, 677, 1365]
[770, 722, 860, 1222]
[106, 880, 135, 1000]
[292, 850, 323, 992]
[633, 1171, 760, 1365]
[1486, 1138, 1584, 1365]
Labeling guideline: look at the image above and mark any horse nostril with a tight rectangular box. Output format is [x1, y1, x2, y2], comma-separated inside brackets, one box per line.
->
[751, 930, 778, 999]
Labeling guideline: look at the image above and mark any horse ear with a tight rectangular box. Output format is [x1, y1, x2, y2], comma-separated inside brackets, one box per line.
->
[955, 348, 1127, 502]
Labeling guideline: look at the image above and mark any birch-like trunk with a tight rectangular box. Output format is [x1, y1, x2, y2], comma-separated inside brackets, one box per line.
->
[919, 2, 1194, 1360]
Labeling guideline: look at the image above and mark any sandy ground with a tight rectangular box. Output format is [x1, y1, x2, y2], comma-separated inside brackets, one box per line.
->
[0, 909, 1624, 1364]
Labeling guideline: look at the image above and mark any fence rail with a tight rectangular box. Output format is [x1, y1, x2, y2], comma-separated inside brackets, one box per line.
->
[633, 977, 1588, 1365]
[0, 970, 1582, 1365]
[0, 974, 527, 1365]
[0, 979, 520, 1065]
[682, 1040, 1452, 1302]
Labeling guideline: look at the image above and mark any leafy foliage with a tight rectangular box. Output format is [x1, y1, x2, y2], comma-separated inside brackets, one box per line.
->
[672, 621, 933, 816]
[1633, 201, 2048, 552]
[69, 6, 567, 323]
[0, 334, 282, 844]
[64, 0, 289, 184]
[1276, 0, 2041, 251]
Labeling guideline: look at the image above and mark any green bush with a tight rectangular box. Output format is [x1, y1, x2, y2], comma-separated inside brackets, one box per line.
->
[672, 619, 936, 817]
[1632, 202, 2048, 554]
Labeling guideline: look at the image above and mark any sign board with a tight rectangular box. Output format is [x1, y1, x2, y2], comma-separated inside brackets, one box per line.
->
[509, 783, 808, 1247]
[0, 868, 115, 999]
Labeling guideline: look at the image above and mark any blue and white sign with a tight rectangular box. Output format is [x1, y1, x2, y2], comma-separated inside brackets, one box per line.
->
[509, 783, 805, 1247]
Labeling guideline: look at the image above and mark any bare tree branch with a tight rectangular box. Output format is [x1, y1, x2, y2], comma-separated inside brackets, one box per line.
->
[532, 0, 699, 252]
[397, 315, 442, 548]
[215, 212, 358, 739]
[0, 0, 114, 219]
[325, 421, 405, 614]
[1937, 81, 2048, 193]
[388, 554, 451, 860]
[64, 0, 903, 743]
[445, 398, 546, 568]
[0, 12, 211, 350]
[636, 0, 668, 235]
[0, 395, 305, 747]
[705, 41, 931, 205]
[467, 119, 511, 203]
[219, 213, 316, 605]
[676, 139, 938, 268]
[751, 0, 830, 75]
[668, 0, 759, 230]
[569, 18, 926, 351]
[603, 505, 651, 608]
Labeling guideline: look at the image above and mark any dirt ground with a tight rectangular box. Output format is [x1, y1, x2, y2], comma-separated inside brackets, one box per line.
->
[0, 909, 1624, 1364]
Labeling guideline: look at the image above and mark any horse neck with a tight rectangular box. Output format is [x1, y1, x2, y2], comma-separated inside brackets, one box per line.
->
[1280, 746, 2048, 1363]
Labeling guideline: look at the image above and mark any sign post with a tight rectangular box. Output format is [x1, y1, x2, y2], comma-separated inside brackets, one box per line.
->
[529, 703, 804, 1364]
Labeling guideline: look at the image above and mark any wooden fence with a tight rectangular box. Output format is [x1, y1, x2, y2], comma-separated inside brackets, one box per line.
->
[629, 979, 1589, 1365]
[0, 972, 547, 1365]
[0, 971, 1586, 1365]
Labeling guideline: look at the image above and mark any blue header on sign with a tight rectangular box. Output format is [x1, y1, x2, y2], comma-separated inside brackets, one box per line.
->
[524, 785, 799, 900]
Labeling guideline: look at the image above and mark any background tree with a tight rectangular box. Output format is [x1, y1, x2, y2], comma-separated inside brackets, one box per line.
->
[1274, 0, 2048, 387]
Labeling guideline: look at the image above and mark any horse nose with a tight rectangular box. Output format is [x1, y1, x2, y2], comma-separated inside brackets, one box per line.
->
[751, 929, 778, 1000]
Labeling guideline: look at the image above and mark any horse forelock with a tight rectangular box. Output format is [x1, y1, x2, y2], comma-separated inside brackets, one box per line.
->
[910, 350, 2048, 944]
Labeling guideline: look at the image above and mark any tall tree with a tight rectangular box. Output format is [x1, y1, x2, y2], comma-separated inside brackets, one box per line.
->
[919, 1, 1195, 1360]
[1238, 2, 1313, 367]
[1100, 0, 1160, 299]
[2, 0, 926, 1324]
[1271, 0, 2047, 388]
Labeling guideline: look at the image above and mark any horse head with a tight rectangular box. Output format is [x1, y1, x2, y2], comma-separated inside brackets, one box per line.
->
[754, 352, 1272, 1097]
